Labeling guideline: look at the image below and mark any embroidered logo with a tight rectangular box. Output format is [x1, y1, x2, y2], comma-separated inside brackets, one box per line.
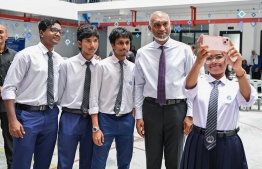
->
[227, 95, 232, 100]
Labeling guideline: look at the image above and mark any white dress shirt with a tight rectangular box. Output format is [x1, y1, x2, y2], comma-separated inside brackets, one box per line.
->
[89, 55, 135, 115]
[2, 42, 64, 105]
[135, 38, 194, 119]
[58, 53, 99, 109]
[183, 74, 257, 130]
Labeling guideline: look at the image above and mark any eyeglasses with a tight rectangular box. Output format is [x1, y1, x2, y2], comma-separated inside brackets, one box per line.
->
[205, 55, 224, 64]
[117, 41, 130, 46]
[49, 28, 65, 35]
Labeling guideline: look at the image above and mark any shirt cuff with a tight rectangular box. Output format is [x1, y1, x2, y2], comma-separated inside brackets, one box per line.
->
[88, 107, 99, 115]
[135, 109, 143, 119]
[2, 91, 16, 100]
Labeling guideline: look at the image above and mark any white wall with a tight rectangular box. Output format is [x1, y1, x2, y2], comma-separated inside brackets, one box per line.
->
[1, 19, 79, 58]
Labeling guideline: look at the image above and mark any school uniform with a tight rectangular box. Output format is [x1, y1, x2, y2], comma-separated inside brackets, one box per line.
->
[180, 75, 258, 169]
[57, 53, 99, 169]
[89, 55, 135, 169]
[2, 42, 64, 169]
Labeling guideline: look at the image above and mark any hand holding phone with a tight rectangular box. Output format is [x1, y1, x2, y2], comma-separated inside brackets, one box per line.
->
[202, 35, 237, 62]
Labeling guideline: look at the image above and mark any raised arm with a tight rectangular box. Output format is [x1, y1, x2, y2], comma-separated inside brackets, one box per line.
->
[185, 35, 210, 89]
[224, 41, 251, 101]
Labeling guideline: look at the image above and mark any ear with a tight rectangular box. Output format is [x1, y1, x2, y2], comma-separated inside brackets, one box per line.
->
[111, 43, 115, 50]
[77, 40, 82, 48]
[39, 30, 44, 38]
[5, 33, 9, 40]
[148, 25, 152, 32]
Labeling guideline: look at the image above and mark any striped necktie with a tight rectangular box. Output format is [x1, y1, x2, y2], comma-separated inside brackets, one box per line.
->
[204, 80, 220, 150]
[114, 60, 124, 115]
[81, 61, 91, 117]
[47, 52, 54, 109]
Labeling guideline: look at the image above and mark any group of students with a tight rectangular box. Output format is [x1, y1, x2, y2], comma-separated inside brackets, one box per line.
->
[0, 10, 258, 169]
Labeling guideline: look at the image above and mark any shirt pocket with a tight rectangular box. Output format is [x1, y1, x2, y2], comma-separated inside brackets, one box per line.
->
[125, 76, 134, 90]
[219, 90, 237, 105]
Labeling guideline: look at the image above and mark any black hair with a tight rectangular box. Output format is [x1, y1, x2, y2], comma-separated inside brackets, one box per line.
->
[109, 27, 133, 44]
[38, 19, 61, 32]
[191, 44, 197, 50]
[77, 24, 100, 51]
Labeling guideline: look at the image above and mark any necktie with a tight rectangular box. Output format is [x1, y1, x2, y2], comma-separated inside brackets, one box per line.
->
[81, 61, 91, 116]
[157, 46, 166, 106]
[204, 80, 220, 150]
[114, 60, 124, 115]
[47, 52, 54, 109]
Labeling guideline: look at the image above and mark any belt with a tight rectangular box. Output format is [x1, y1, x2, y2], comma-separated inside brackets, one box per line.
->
[62, 107, 88, 116]
[192, 125, 240, 138]
[15, 103, 49, 111]
[108, 113, 130, 117]
[145, 97, 186, 105]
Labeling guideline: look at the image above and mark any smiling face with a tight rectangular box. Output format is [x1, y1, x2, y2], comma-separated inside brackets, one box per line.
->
[206, 50, 227, 79]
[40, 23, 62, 50]
[0, 24, 8, 46]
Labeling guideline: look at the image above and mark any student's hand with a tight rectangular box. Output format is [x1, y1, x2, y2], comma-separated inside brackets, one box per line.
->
[136, 119, 145, 138]
[224, 40, 242, 72]
[255, 68, 259, 72]
[92, 130, 104, 146]
[94, 54, 102, 61]
[196, 35, 211, 64]
[0, 86, 2, 98]
[9, 119, 25, 138]
[183, 116, 193, 136]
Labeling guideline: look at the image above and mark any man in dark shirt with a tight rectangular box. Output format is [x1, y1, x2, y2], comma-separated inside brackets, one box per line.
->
[0, 24, 16, 169]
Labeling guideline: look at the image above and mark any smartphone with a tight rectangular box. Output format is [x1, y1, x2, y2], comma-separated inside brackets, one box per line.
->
[202, 35, 230, 51]
[202, 35, 237, 62]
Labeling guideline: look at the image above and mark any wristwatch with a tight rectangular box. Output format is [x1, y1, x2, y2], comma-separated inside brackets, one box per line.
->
[92, 126, 100, 132]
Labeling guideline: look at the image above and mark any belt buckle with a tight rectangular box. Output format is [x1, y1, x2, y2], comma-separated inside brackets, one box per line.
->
[39, 105, 45, 111]
[115, 114, 122, 117]
[164, 99, 170, 105]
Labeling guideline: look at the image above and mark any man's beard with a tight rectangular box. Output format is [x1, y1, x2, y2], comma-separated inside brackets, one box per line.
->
[152, 32, 170, 42]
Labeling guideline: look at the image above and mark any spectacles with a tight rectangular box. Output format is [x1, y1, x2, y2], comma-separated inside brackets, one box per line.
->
[49, 28, 65, 35]
[206, 55, 224, 64]
[117, 41, 130, 46]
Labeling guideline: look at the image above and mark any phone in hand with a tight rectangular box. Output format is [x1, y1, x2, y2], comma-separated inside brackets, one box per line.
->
[202, 35, 230, 51]
[202, 35, 237, 62]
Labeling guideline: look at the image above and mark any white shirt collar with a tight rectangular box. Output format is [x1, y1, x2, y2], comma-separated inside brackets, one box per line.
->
[111, 54, 128, 65]
[37, 42, 54, 56]
[77, 53, 99, 66]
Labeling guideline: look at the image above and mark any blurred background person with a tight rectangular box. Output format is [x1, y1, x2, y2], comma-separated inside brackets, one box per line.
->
[251, 50, 261, 79]
[242, 59, 251, 74]
[130, 45, 137, 56]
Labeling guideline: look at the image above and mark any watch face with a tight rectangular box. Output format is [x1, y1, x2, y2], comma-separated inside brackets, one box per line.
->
[92, 127, 99, 132]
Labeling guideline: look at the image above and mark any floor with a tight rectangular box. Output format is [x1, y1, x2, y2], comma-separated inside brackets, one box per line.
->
[1, 106, 262, 169]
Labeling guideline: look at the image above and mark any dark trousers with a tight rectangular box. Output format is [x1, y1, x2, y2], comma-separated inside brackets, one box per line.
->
[142, 99, 187, 169]
[58, 111, 93, 169]
[0, 112, 13, 169]
[252, 71, 261, 79]
[91, 112, 135, 169]
[12, 106, 59, 169]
